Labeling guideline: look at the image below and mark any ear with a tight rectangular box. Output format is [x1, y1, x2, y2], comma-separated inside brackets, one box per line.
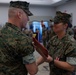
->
[17, 11, 22, 19]
[64, 23, 68, 29]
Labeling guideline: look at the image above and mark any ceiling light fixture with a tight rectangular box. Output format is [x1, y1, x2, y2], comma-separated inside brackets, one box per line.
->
[53, 0, 61, 2]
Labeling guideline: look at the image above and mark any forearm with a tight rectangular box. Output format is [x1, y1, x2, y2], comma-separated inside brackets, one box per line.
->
[36, 56, 45, 66]
[54, 59, 75, 72]
[25, 62, 38, 75]
[36, 55, 53, 66]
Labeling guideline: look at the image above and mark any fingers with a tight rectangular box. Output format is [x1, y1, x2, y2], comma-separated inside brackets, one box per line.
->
[46, 55, 53, 62]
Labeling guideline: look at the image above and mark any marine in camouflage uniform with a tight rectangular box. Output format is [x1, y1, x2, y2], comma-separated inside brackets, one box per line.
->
[42, 25, 47, 47]
[47, 26, 56, 41]
[47, 34, 76, 75]
[48, 20, 56, 41]
[42, 31, 47, 47]
[47, 11, 76, 75]
[46, 26, 56, 49]
[0, 1, 37, 75]
[0, 23, 35, 75]
[36, 11, 76, 75]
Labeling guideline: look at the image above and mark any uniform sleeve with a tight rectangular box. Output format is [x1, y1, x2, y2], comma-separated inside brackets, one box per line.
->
[16, 33, 34, 57]
[65, 41, 76, 65]
[66, 49, 76, 65]
[65, 41, 76, 55]
[22, 53, 36, 64]
[65, 38, 76, 65]
[66, 57, 76, 65]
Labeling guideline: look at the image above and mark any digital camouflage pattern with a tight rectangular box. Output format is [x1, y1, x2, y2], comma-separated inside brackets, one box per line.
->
[23, 29, 33, 37]
[42, 27, 47, 47]
[47, 28, 56, 41]
[67, 27, 74, 36]
[0, 23, 34, 75]
[54, 11, 71, 24]
[10, 1, 33, 16]
[47, 34, 76, 75]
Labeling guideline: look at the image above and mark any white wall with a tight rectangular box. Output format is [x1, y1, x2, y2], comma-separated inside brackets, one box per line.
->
[0, 1, 76, 27]
[56, 0, 76, 26]
[0, 4, 9, 26]
[0, 4, 56, 27]
[30, 5, 55, 17]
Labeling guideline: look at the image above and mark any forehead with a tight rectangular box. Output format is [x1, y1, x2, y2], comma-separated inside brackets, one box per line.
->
[54, 22, 64, 26]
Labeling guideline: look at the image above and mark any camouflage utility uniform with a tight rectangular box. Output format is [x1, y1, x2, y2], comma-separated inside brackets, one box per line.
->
[47, 34, 76, 75]
[42, 27, 47, 47]
[0, 23, 35, 75]
[48, 28, 56, 41]
[67, 27, 74, 36]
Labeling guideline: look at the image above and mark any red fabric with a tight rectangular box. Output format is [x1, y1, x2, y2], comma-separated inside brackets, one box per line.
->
[33, 37, 48, 57]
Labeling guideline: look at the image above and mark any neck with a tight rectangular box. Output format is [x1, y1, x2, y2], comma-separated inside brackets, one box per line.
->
[8, 18, 21, 29]
[56, 31, 66, 39]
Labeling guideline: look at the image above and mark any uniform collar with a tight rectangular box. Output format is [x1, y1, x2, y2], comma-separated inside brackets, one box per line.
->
[5, 22, 21, 31]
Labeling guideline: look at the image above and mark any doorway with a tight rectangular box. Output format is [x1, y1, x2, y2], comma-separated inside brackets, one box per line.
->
[30, 21, 49, 42]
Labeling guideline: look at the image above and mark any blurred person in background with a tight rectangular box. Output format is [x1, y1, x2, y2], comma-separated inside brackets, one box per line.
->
[41, 20, 47, 47]
[73, 26, 76, 40]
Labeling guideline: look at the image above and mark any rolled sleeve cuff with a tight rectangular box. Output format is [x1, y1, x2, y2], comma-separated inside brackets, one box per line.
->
[22, 53, 35, 64]
[66, 57, 76, 65]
